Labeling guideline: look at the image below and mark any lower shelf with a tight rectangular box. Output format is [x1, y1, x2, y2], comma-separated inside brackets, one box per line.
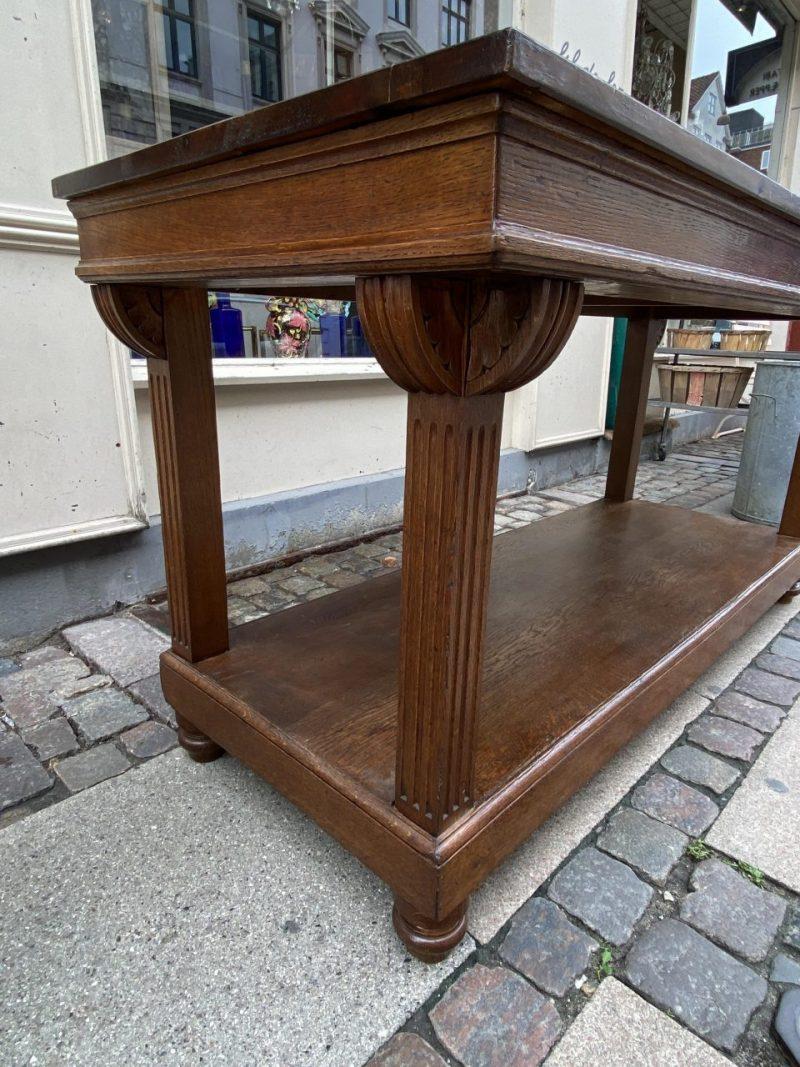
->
[161, 499, 800, 911]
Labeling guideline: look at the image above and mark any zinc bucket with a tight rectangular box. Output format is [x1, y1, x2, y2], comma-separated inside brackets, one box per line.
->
[732, 360, 800, 526]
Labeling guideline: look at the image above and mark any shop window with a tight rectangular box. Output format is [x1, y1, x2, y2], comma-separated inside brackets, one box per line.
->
[389, 0, 410, 26]
[247, 10, 282, 102]
[159, 0, 197, 78]
[442, 0, 470, 46]
[88, 0, 511, 366]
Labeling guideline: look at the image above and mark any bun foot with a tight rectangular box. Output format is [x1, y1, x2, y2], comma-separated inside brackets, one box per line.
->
[779, 581, 800, 604]
[392, 896, 468, 963]
[176, 714, 224, 763]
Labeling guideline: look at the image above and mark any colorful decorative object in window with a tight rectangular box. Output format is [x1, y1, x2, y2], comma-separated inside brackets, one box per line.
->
[265, 296, 326, 357]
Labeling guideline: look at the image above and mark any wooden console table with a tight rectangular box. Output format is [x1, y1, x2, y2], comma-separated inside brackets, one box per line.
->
[54, 30, 800, 962]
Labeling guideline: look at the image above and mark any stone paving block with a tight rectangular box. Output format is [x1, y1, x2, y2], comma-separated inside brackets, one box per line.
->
[776, 988, 800, 1063]
[499, 897, 596, 996]
[121, 721, 177, 760]
[707, 710, 800, 894]
[783, 619, 800, 641]
[227, 596, 269, 626]
[296, 555, 343, 578]
[352, 541, 392, 560]
[128, 673, 176, 727]
[324, 570, 365, 589]
[756, 652, 800, 682]
[63, 616, 169, 687]
[687, 715, 762, 762]
[251, 590, 295, 614]
[63, 688, 148, 743]
[786, 908, 800, 951]
[595, 808, 688, 885]
[537, 487, 595, 506]
[736, 667, 800, 707]
[56, 673, 114, 701]
[366, 1032, 446, 1066]
[544, 977, 731, 1067]
[680, 859, 786, 962]
[0, 731, 53, 810]
[275, 574, 327, 597]
[713, 690, 785, 733]
[54, 743, 130, 792]
[0, 657, 91, 729]
[21, 717, 79, 761]
[547, 847, 652, 945]
[429, 963, 560, 1067]
[631, 772, 718, 835]
[18, 647, 71, 668]
[660, 745, 740, 795]
[771, 953, 800, 985]
[771, 635, 800, 661]
[625, 918, 768, 1052]
[227, 576, 270, 597]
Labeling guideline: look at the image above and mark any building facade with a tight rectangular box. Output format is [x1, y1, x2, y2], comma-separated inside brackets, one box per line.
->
[688, 71, 729, 149]
[3, 0, 800, 649]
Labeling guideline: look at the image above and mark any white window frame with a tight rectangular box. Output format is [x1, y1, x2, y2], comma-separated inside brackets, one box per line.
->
[130, 356, 384, 387]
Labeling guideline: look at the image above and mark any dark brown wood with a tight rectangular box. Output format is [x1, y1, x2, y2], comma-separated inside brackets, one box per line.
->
[93, 285, 230, 664]
[159, 500, 800, 920]
[57, 56, 800, 317]
[357, 275, 581, 838]
[605, 315, 667, 502]
[149, 288, 229, 663]
[176, 713, 224, 763]
[392, 897, 468, 963]
[394, 391, 502, 831]
[52, 30, 800, 230]
[60, 31, 800, 963]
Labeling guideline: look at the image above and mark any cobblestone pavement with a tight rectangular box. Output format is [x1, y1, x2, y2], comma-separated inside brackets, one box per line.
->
[5, 436, 799, 1065]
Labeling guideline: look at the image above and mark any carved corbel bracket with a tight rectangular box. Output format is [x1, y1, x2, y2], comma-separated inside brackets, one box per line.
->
[356, 274, 584, 395]
[92, 284, 166, 359]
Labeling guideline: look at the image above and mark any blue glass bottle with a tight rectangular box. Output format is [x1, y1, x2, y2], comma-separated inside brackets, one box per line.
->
[209, 293, 245, 358]
[319, 313, 347, 357]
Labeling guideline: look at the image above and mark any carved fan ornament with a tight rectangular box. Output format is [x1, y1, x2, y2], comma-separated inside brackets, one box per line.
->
[92, 284, 166, 359]
[356, 275, 583, 396]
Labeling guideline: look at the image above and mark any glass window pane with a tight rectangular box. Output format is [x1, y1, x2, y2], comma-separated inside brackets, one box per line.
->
[162, 11, 174, 70]
[175, 17, 195, 75]
[261, 20, 278, 48]
[90, 0, 521, 359]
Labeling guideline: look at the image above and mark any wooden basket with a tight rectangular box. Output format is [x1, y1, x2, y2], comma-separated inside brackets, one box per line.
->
[666, 327, 770, 351]
[657, 364, 753, 408]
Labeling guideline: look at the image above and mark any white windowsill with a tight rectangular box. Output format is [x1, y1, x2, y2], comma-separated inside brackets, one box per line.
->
[131, 357, 386, 387]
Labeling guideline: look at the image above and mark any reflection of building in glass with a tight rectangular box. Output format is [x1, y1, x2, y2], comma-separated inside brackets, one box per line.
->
[91, 0, 490, 157]
[687, 72, 729, 151]
[728, 107, 772, 173]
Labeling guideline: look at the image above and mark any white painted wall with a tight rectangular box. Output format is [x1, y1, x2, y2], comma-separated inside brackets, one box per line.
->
[0, 0, 145, 555]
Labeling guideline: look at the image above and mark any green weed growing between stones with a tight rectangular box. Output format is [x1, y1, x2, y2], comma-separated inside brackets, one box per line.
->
[686, 839, 713, 862]
[596, 944, 614, 980]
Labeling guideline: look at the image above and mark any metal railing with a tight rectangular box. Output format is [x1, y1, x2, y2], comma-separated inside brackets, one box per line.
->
[729, 125, 773, 150]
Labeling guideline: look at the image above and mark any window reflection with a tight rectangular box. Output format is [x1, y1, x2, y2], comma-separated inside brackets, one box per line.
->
[89, 0, 510, 360]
